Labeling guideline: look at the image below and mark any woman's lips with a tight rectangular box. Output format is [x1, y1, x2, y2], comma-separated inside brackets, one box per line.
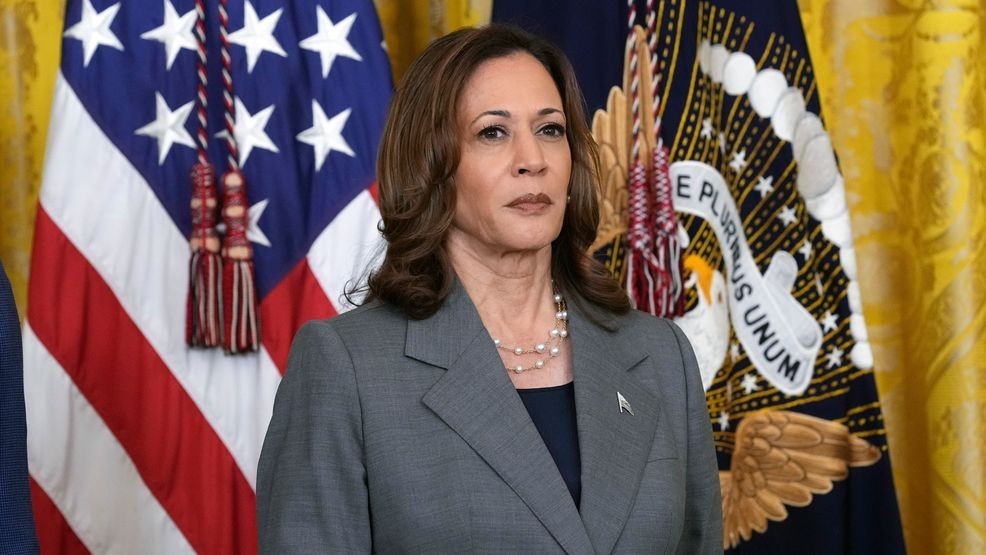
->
[506, 193, 553, 211]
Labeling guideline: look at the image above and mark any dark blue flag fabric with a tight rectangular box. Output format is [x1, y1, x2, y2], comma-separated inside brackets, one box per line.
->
[495, 1, 905, 552]
[1, 259, 38, 554]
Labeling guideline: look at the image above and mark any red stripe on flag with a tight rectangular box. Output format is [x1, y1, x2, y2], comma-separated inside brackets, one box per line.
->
[30, 478, 90, 555]
[28, 208, 257, 555]
[367, 181, 379, 206]
[261, 257, 336, 373]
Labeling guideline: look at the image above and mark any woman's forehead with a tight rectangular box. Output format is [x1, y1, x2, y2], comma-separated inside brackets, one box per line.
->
[457, 53, 563, 118]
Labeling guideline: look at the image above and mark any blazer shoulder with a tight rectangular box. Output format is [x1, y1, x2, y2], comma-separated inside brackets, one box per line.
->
[610, 308, 680, 347]
[310, 299, 405, 337]
[606, 310, 698, 383]
[293, 299, 408, 366]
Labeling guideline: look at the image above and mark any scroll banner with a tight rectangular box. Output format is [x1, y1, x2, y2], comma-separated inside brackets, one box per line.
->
[671, 160, 822, 395]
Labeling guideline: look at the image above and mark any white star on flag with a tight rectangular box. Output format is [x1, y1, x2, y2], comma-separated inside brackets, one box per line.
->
[215, 199, 271, 247]
[700, 118, 713, 140]
[729, 149, 747, 172]
[799, 240, 812, 260]
[246, 199, 271, 247]
[718, 411, 730, 430]
[217, 98, 279, 166]
[740, 373, 759, 394]
[63, 0, 124, 67]
[300, 9, 363, 78]
[754, 175, 774, 198]
[134, 92, 195, 164]
[827, 346, 845, 369]
[730, 342, 741, 361]
[140, 0, 196, 70]
[717, 131, 726, 154]
[821, 311, 839, 332]
[228, 1, 287, 73]
[297, 103, 356, 171]
[778, 205, 797, 226]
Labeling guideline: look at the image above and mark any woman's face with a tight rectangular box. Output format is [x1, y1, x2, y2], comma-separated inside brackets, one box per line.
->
[450, 52, 572, 257]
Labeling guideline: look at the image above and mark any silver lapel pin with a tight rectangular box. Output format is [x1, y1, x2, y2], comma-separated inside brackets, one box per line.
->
[617, 392, 634, 415]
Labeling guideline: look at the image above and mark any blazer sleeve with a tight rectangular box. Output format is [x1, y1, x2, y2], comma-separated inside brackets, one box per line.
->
[256, 320, 371, 553]
[669, 321, 724, 554]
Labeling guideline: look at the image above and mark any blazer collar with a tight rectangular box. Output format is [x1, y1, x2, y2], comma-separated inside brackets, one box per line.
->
[409, 282, 658, 555]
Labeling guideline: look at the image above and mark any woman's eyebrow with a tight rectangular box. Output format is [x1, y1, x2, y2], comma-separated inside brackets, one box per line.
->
[471, 109, 510, 124]
[471, 107, 564, 124]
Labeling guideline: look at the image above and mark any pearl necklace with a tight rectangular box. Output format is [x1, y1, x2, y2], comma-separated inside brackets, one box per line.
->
[491, 293, 569, 374]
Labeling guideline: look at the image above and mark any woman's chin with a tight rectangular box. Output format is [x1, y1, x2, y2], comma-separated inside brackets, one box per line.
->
[492, 238, 556, 257]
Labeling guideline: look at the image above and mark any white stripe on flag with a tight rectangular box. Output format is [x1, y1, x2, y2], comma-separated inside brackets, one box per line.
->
[307, 189, 383, 312]
[39, 73, 280, 489]
[24, 323, 194, 554]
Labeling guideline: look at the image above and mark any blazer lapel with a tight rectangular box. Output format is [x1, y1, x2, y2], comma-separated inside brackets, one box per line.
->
[569, 302, 661, 555]
[411, 284, 595, 555]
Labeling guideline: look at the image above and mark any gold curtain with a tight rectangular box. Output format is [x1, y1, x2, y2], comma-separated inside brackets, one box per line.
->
[374, 0, 491, 84]
[800, 1, 986, 552]
[0, 0, 62, 316]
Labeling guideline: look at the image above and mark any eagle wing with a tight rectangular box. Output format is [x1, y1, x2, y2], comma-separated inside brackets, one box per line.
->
[589, 26, 659, 253]
[719, 410, 882, 549]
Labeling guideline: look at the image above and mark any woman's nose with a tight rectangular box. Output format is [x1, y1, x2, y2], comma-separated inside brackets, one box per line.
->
[512, 132, 547, 176]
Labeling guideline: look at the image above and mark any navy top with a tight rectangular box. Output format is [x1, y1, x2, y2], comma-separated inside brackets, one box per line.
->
[517, 382, 582, 508]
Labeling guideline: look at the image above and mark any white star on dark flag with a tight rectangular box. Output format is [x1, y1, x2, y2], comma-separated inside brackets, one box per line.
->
[63, 0, 124, 67]
[140, 0, 196, 70]
[740, 373, 759, 394]
[821, 311, 839, 332]
[778, 206, 797, 226]
[134, 92, 195, 164]
[217, 98, 279, 166]
[300, 9, 363, 78]
[799, 240, 812, 260]
[754, 175, 774, 198]
[297, 103, 356, 171]
[228, 1, 287, 73]
[700, 118, 713, 140]
[246, 199, 271, 247]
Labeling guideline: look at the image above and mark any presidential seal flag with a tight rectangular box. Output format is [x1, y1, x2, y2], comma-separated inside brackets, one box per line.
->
[25, 0, 390, 551]
[494, 0, 906, 551]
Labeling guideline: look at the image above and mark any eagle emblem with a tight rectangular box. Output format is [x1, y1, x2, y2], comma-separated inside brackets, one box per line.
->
[589, 19, 886, 552]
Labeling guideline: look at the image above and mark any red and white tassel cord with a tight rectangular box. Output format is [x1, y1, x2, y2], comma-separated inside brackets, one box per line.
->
[646, 0, 683, 318]
[218, 0, 259, 353]
[651, 144, 683, 317]
[624, 0, 664, 314]
[186, 0, 222, 347]
[626, 161, 665, 314]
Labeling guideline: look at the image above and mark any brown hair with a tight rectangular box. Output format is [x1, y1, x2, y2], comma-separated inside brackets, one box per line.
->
[359, 24, 630, 319]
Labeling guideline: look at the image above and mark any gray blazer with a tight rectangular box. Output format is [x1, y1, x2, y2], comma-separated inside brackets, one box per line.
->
[257, 284, 722, 554]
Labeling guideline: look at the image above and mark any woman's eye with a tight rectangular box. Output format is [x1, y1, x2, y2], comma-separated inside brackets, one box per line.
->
[478, 126, 506, 140]
[539, 123, 566, 138]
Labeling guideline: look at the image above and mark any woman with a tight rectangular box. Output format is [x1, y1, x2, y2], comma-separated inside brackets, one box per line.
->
[257, 25, 721, 554]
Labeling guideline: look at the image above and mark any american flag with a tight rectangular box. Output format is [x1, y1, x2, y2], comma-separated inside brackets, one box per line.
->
[24, 0, 390, 551]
